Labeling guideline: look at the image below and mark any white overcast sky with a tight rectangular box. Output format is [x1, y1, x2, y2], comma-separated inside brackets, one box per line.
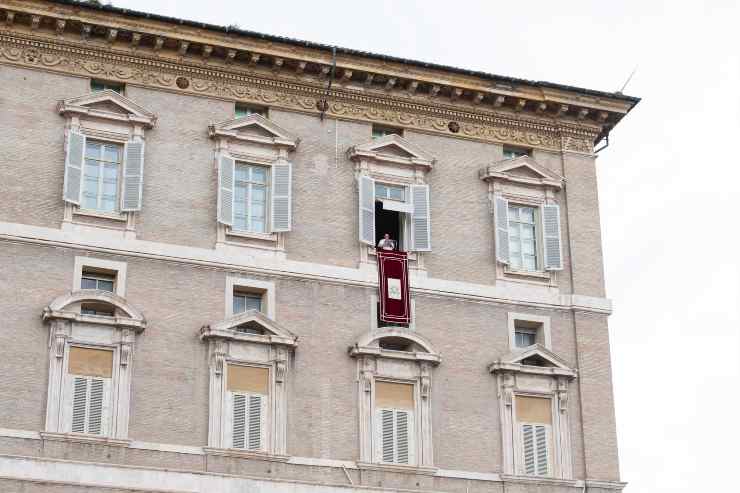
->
[110, 1, 739, 491]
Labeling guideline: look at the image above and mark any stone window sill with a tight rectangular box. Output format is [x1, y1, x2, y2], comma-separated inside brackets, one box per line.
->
[357, 461, 437, 476]
[74, 208, 129, 222]
[40, 431, 131, 447]
[203, 447, 289, 462]
[227, 228, 278, 242]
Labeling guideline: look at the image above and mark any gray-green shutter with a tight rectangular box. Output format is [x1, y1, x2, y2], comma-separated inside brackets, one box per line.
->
[359, 175, 375, 245]
[271, 161, 292, 232]
[495, 195, 510, 264]
[121, 140, 145, 211]
[410, 184, 431, 251]
[218, 155, 235, 225]
[63, 131, 85, 204]
[543, 204, 563, 270]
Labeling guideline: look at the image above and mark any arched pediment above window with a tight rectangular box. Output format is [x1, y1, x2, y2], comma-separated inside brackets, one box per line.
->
[200, 310, 297, 347]
[348, 134, 436, 170]
[349, 327, 441, 364]
[43, 290, 146, 333]
[57, 89, 157, 128]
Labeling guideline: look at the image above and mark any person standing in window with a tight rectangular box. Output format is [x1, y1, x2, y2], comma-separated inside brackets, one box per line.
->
[378, 233, 396, 251]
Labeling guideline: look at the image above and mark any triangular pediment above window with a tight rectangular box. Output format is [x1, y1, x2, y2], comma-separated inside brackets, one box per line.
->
[200, 310, 298, 347]
[479, 155, 564, 189]
[489, 344, 576, 378]
[208, 114, 299, 149]
[57, 90, 157, 128]
[348, 134, 436, 168]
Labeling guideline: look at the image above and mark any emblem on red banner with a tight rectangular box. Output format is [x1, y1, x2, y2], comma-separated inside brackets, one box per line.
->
[377, 249, 410, 324]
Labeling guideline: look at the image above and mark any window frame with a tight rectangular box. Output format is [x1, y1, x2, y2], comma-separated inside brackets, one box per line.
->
[508, 312, 551, 351]
[225, 276, 275, 319]
[80, 139, 124, 214]
[232, 161, 271, 234]
[235, 103, 268, 119]
[373, 377, 417, 466]
[372, 125, 404, 139]
[90, 79, 125, 94]
[502, 146, 531, 160]
[507, 203, 541, 272]
[73, 257, 127, 297]
[223, 362, 271, 452]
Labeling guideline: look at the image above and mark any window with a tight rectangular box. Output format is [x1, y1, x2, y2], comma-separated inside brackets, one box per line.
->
[235, 104, 267, 118]
[233, 163, 269, 233]
[375, 381, 415, 464]
[80, 140, 122, 213]
[233, 291, 262, 314]
[227, 364, 268, 451]
[80, 303, 115, 317]
[516, 396, 552, 476]
[515, 328, 537, 348]
[372, 125, 403, 139]
[508, 204, 538, 271]
[373, 182, 412, 251]
[66, 347, 113, 435]
[90, 79, 124, 94]
[503, 147, 530, 160]
[81, 270, 115, 292]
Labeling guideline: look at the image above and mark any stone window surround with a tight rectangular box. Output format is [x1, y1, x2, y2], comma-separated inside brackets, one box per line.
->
[489, 345, 576, 480]
[58, 90, 156, 238]
[73, 256, 128, 298]
[348, 134, 436, 273]
[210, 114, 298, 256]
[41, 290, 146, 446]
[225, 275, 276, 319]
[507, 312, 551, 351]
[200, 310, 297, 459]
[349, 327, 440, 473]
[480, 156, 564, 287]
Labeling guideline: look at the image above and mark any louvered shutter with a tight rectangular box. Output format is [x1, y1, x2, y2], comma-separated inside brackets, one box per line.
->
[63, 131, 85, 204]
[535, 425, 549, 475]
[121, 140, 145, 211]
[87, 378, 105, 434]
[395, 410, 410, 464]
[410, 184, 431, 251]
[522, 424, 535, 475]
[494, 195, 510, 264]
[70, 376, 108, 435]
[380, 409, 394, 462]
[232, 393, 246, 449]
[247, 394, 263, 450]
[271, 161, 292, 232]
[218, 155, 235, 226]
[71, 377, 87, 433]
[542, 204, 563, 270]
[359, 175, 375, 245]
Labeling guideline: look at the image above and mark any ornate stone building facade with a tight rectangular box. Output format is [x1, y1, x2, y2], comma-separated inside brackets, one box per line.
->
[0, 1, 638, 492]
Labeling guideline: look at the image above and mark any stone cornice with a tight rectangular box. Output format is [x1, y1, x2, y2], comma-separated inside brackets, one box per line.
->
[0, 2, 620, 153]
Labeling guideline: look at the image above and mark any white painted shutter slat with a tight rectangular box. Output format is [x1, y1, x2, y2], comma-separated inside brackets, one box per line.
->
[543, 204, 563, 270]
[247, 394, 262, 450]
[271, 161, 292, 232]
[381, 409, 394, 462]
[396, 410, 409, 464]
[522, 424, 535, 475]
[218, 155, 235, 226]
[87, 378, 104, 434]
[121, 140, 145, 211]
[359, 175, 375, 245]
[232, 393, 246, 449]
[410, 184, 431, 251]
[535, 425, 549, 475]
[495, 195, 510, 264]
[63, 131, 85, 205]
[71, 377, 87, 433]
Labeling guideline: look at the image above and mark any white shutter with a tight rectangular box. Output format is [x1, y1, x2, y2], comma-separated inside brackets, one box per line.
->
[495, 195, 510, 264]
[377, 408, 414, 464]
[522, 424, 535, 475]
[396, 410, 410, 464]
[71, 377, 87, 433]
[121, 140, 145, 211]
[87, 378, 105, 434]
[359, 175, 375, 245]
[410, 184, 431, 251]
[218, 155, 235, 226]
[63, 131, 85, 204]
[535, 425, 549, 475]
[247, 394, 263, 450]
[70, 376, 109, 435]
[380, 409, 394, 462]
[271, 161, 292, 232]
[232, 393, 246, 449]
[542, 204, 563, 270]
[521, 423, 549, 476]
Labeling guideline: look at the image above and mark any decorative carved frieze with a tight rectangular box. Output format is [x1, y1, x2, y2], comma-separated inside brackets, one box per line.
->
[0, 32, 599, 153]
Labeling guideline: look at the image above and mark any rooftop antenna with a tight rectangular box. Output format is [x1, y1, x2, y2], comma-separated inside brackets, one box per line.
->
[617, 65, 638, 94]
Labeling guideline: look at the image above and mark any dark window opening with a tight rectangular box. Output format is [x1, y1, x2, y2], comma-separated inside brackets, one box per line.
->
[235, 321, 265, 335]
[80, 302, 115, 317]
[90, 79, 124, 94]
[378, 337, 413, 352]
[375, 201, 400, 251]
[521, 356, 548, 367]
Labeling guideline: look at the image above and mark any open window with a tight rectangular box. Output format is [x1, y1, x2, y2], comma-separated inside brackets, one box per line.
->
[348, 134, 435, 268]
[489, 345, 576, 479]
[209, 114, 299, 254]
[57, 90, 156, 236]
[350, 328, 440, 471]
[480, 155, 564, 285]
[42, 290, 146, 445]
[200, 310, 297, 458]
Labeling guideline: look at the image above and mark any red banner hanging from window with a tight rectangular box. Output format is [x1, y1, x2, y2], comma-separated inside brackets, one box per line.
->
[377, 249, 411, 325]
